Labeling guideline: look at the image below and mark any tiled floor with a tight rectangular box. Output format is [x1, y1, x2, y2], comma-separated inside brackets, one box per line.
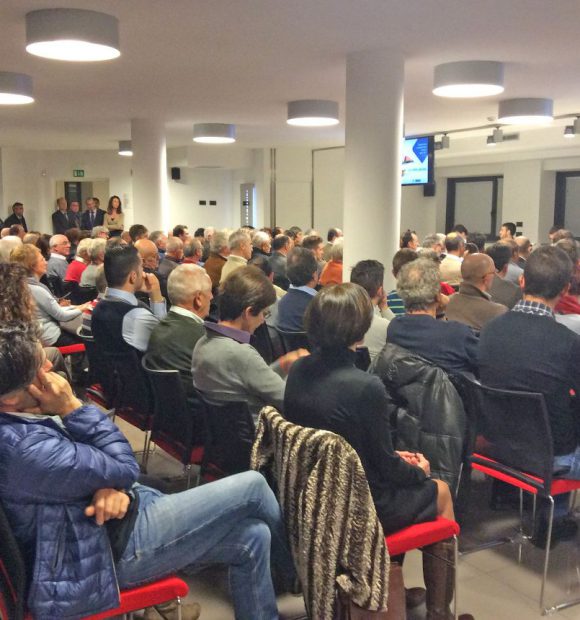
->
[117, 419, 580, 619]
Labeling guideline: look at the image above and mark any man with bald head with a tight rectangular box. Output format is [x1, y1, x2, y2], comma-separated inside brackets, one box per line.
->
[445, 253, 507, 330]
[135, 238, 160, 273]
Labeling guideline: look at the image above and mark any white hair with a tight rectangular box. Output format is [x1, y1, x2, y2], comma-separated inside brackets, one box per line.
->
[204, 226, 215, 240]
[88, 237, 106, 262]
[329, 238, 344, 261]
[167, 264, 210, 305]
[0, 236, 22, 262]
[184, 238, 202, 258]
[228, 229, 251, 251]
[76, 237, 93, 260]
[210, 230, 229, 253]
[91, 226, 109, 238]
[166, 236, 183, 254]
[49, 234, 67, 248]
[252, 230, 270, 248]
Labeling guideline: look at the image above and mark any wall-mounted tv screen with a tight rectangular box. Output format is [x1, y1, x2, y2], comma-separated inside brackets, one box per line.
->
[401, 135, 434, 186]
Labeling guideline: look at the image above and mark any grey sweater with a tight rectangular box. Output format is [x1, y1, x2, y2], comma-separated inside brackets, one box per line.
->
[192, 327, 285, 417]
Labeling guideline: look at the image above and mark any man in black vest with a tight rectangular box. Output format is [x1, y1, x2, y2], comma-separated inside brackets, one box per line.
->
[92, 245, 166, 355]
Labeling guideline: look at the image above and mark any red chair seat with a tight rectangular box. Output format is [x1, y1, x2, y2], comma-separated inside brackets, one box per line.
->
[83, 576, 189, 620]
[472, 454, 580, 497]
[57, 343, 86, 355]
[385, 516, 460, 557]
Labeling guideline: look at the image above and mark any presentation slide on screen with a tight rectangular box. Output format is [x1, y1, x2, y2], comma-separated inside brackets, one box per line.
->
[401, 137, 430, 185]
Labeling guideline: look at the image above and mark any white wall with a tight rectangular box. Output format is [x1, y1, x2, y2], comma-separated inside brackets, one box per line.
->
[274, 147, 312, 230]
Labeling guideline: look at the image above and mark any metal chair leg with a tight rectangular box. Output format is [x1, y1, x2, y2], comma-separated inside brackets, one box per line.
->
[540, 496, 555, 612]
[453, 535, 459, 620]
[141, 431, 151, 470]
[177, 596, 182, 620]
[185, 464, 192, 488]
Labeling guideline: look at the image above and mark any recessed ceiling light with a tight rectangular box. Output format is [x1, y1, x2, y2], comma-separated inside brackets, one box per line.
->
[497, 98, 553, 125]
[118, 140, 132, 156]
[287, 100, 339, 126]
[0, 72, 34, 105]
[433, 61, 504, 98]
[26, 9, 120, 62]
[193, 123, 236, 144]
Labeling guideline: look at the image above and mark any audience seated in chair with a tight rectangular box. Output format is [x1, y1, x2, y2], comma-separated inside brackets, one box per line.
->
[275, 246, 318, 331]
[92, 244, 166, 355]
[486, 242, 523, 309]
[479, 245, 580, 544]
[46, 233, 71, 280]
[0, 322, 295, 620]
[64, 237, 91, 284]
[192, 266, 307, 419]
[80, 237, 106, 288]
[283, 283, 473, 620]
[388, 257, 479, 376]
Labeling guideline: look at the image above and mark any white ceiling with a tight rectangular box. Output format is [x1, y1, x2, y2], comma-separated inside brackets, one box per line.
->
[1, 0, 580, 154]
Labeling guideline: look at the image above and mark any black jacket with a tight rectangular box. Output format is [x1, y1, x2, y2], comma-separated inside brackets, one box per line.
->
[370, 342, 468, 492]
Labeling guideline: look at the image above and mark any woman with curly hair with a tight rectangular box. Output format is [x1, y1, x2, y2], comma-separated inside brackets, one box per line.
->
[0, 262, 67, 376]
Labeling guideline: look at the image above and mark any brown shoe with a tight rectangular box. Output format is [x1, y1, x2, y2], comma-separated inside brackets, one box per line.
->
[142, 600, 201, 620]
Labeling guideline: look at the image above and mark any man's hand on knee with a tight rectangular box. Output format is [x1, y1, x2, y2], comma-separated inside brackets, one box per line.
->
[85, 488, 130, 526]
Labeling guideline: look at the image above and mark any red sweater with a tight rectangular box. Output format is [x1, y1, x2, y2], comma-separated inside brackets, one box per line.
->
[64, 258, 87, 283]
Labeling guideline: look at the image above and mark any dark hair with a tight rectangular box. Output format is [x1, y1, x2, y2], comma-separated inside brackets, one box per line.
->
[350, 259, 384, 299]
[107, 195, 123, 214]
[485, 243, 512, 272]
[501, 222, 516, 237]
[218, 266, 276, 321]
[467, 232, 486, 252]
[327, 228, 340, 242]
[304, 283, 373, 351]
[288, 226, 302, 236]
[523, 246, 573, 300]
[549, 225, 560, 235]
[286, 247, 318, 286]
[129, 224, 148, 243]
[272, 226, 283, 237]
[400, 229, 416, 249]
[464, 242, 479, 255]
[0, 263, 34, 324]
[248, 254, 273, 277]
[104, 245, 141, 288]
[451, 224, 468, 235]
[302, 235, 323, 251]
[445, 235, 465, 253]
[36, 235, 51, 260]
[0, 322, 39, 397]
[272, 235, 290, 252]
[173, 224, 188, 238]
[9, 224, 23, 236]
[65, 227, 81, 245]
[12, 202, 23, 211]
[392, 248, 418, 277]
[194, 227, 205, 238]
[284, 229, 297, 241]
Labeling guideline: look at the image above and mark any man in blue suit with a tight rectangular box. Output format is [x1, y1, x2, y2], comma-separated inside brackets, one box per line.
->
[81, 196, 105, 231]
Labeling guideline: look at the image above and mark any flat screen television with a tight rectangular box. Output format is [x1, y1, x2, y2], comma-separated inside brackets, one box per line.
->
[401, 135, 434, 186]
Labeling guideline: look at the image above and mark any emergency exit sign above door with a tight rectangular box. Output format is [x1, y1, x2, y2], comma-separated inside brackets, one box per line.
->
[73, 169, 84, 178]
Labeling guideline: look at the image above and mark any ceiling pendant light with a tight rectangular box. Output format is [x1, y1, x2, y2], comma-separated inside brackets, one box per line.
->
[497, 98, 553, 125]
[433, 61, 504, 98]
[26, 9, 120, 62]
[118, 140, 132, 156]
[0, 72, 34, 105]
[193, 123, 236, 144]
[287, 100, 339, 126]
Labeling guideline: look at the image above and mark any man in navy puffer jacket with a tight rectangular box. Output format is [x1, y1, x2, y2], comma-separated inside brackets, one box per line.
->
[0, 323, 293, 620]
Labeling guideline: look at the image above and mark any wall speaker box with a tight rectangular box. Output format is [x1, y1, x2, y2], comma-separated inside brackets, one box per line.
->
[171, 167, 181, 180]
[423, 182, 436, 197]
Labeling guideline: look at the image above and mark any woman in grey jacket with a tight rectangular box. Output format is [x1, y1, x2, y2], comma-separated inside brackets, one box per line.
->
[10, 244, 89, 346]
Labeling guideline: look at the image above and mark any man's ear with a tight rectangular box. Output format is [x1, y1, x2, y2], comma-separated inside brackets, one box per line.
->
[128, 269, 137, 284]
[519, 274, 525, 290]
[192, 292, 202, 311]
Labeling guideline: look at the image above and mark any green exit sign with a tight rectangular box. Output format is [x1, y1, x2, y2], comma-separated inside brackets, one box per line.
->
[73, 169, 85, 178]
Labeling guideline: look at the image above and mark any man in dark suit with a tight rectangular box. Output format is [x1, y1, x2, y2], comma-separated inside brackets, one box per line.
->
[276, 247, 318, 331]
[67, 200, 81, 229]
[269, 234, 292, 290]
[479, 245, 580, 544]
[80, 196, 105, 231]
[4, 202, 28, 232]
[146, 264, 212, 429]
[52, 197, 70, 234]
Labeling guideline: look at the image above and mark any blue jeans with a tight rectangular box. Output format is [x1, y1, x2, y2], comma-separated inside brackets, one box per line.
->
[115, 471, 294, 620]
[552, 447, 580, 517]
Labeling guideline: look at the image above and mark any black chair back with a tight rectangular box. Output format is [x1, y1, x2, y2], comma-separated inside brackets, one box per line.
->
[466, 376, 555, 493]
[142, 356, 205, 465]
[71, 284, 97, 305]
[45, 274, 65, 299]
[198, 395, 255, 478]
[0, 502, 27, 620]
[251, 323, 274, 365]
[354, 347, 371, 371]
[267, 324, 285, 360]
[273, 327, 310, 353]
[76, 328, 113, 403]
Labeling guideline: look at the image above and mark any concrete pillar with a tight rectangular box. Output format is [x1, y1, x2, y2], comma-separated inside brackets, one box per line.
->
[343, 49, 404, 288]
[131, 118, 169, 232]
